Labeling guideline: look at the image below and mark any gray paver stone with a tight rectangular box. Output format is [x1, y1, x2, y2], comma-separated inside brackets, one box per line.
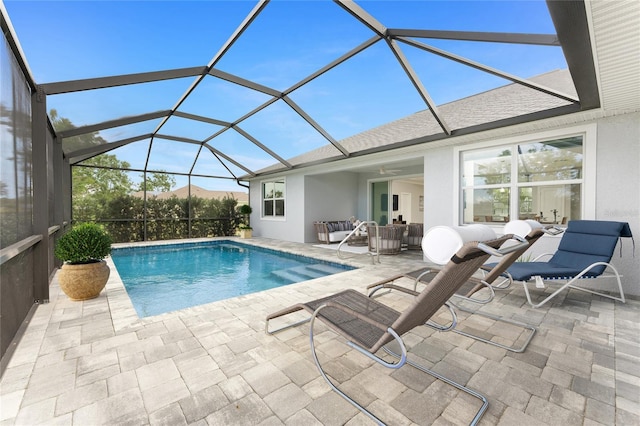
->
[242, 362, 290, 397]
[585, 398, 615, 424]
[205, 393, 274, 426]
[148, 402, 187, 426]
[179, 384, 229, 423]
[264, 382, 312, 420]
[525, 395, 583, 425]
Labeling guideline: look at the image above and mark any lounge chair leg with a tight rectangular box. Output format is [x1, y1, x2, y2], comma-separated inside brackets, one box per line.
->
[521, 263, 626, 309]
[382, 346, 489, 426]
[309, 305, 403, 425]
[310, 304, 487, 426]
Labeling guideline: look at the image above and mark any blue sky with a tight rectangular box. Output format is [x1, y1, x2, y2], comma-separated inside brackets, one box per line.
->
[4, 0, 568, 192]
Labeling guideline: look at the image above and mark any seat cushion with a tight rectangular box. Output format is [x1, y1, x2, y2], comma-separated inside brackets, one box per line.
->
[549, 220, 629, 276]
[504, 262, 585, 281]
[500, 220, 633, 281]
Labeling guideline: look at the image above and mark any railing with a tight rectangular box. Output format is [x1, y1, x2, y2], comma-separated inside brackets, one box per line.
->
[337, 221, 380, 264]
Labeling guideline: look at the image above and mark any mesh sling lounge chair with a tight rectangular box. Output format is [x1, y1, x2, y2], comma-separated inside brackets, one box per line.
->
[366, 230, 546, 353]
[495, 220, 633, 308]
[464, 225, 564, 296]
[266, 235, 515, 426]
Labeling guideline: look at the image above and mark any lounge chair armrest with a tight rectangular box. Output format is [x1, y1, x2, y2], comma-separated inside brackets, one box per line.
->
[478, 234, 529, 257]
[381, 284, 420, 297]
[543, 226, 564, 235]
[365, 275, 403, 290]
[323, 301, 390, 331]
[368, 283, 420, 298]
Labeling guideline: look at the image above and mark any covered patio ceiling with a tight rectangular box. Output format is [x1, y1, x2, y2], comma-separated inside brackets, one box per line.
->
[4, 0, 599, 189]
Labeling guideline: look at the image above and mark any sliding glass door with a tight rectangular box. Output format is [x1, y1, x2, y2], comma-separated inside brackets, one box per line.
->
[370, 181, 389, 226]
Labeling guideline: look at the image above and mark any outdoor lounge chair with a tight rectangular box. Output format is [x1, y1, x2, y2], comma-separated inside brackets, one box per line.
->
[367, 229, 543, 353]
[464, 223, 564, 296]
[494, 220, 633, 308]
[266, 234, 515, 425]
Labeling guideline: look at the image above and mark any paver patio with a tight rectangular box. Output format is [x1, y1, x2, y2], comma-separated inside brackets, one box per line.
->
[1, 237, 638, 425]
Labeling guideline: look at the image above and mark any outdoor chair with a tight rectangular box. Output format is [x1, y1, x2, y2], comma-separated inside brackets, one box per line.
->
[495, 220, 633, 308]
[367, 228, 540, 353]
[403, 222, 424, 250]
[367, 224, 406, 255]
[266, 235, 515, 425]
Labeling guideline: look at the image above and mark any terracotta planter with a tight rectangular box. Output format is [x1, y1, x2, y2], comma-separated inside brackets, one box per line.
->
[58, 260, 110, 301]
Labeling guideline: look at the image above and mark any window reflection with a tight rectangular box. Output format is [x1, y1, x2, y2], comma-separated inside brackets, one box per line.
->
[461, 136, 583, 225]
[262, 178, 285, 218]
[462, 147, 511, 186]
[518, 137, 582, 182]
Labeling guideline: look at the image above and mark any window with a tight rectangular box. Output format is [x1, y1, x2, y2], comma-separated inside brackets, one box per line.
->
[461, 135, 583, 225]
[262, 178, 285, 218]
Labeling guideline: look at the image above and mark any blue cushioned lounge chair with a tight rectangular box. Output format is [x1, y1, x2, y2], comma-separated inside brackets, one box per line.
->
[496, 220, 633, 308]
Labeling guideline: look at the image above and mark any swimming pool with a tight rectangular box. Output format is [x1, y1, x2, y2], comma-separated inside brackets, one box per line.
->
[111, 240, 354, 317]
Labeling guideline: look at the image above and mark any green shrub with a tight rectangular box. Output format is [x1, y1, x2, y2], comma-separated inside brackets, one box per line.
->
[238, 204, 252, 215]
[55, 223, 113, 264]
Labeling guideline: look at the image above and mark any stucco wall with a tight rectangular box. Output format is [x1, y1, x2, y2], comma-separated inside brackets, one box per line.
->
[250, 174, 306, 243]
[423, 148, 456, 229]
[303, 172, 359, 243]
[594, 112, 640, 297]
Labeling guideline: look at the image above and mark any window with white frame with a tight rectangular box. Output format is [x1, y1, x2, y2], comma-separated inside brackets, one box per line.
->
[262, 178, 285, 218]
[461, 135, 583, 225]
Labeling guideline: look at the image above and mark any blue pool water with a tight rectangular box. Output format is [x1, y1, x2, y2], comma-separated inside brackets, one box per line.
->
[111, 241, 353, 318]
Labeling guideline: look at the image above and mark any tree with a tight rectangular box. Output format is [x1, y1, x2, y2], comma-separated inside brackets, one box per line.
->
[50, 109, 134, 220]
[49, 110, 242, 240]
[72, 155, 134, 220]
[136, 172, 176, 193]
[50, 109, 109, 151]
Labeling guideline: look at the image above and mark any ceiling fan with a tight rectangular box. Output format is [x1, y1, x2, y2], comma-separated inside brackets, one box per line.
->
[378, 166, 402, 175]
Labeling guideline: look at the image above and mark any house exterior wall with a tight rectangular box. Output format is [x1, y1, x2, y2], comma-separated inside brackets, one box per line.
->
[422, 111, 639, 297]
[250, 174, 305, 242]
[594, 112, 640, 296]
[303, 172, 359, 243]
[249, 111, 639, 296]
[250, 172, 359, 243]
[423, 148, 455, 229]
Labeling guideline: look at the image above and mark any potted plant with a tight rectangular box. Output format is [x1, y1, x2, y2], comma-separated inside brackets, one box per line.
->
[237, 223, 253, 239]
[237, 204, 253, 238]
[54, 223, 113, 301]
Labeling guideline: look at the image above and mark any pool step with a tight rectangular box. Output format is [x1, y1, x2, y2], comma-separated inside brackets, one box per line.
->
[271, 263, 346, 283]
